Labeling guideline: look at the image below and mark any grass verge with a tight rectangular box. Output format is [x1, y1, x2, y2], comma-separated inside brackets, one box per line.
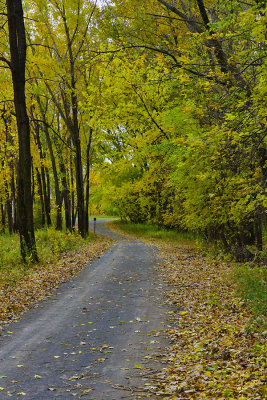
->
[111, 220, 199, 245]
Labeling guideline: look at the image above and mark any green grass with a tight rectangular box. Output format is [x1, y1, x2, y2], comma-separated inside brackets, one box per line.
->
[234, 264, 267, 317]
[112, 221, 199, 244]
[0, 227, 94, 287]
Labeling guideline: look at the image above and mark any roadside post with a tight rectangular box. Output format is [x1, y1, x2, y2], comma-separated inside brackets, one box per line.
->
[94, 217, 96, 233]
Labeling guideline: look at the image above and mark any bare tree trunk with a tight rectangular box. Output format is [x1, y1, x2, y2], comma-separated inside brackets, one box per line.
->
[6, 0, 38, 262]
[59, 158, 72, 232]
[85, 129, 93, 234]
[36, 99, 62, 229]
[0, 200, 5, 232]
[11, 170, 17, 232]
[36, 168, 45, 227]
[31, 115, 52, 227]
[255, 215, 263, 252]
[70, 155, 75, 229]
[62, 8, 85, 237]
[6, 194, 13, 234]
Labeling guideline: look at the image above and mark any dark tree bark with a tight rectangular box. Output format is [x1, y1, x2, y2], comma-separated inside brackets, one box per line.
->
[36, 99, 62, 229]
[2, 106, 17, 232]
[44, 2, 89, 237]
[59, 158, 72, 232]
[5, 187, 13, 234]
[70, 157, 76, 229]
[10, 172, 17, 231]
[64, 23, 85, 237]
[85, 129, 93, 234]
[0, 200, 5, 232]
[43, 166, 52, 226]
[6, 0, 38, 262]
[36, 168, 45, 227]
[31, 114, 52, 227]
[45, 167, 51, 221]
[255, 215, 263, 252]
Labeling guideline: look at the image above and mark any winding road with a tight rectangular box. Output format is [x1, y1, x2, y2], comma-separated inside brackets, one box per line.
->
[0, 220, 172, 399]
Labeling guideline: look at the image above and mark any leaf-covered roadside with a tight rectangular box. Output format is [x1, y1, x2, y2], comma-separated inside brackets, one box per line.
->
[108, 223, 266, 399]
[0, 235, 113, 328]
[152, 241, 266, 399]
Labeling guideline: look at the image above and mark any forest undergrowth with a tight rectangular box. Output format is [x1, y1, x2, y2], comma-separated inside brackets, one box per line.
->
[109, 222, 266, 400]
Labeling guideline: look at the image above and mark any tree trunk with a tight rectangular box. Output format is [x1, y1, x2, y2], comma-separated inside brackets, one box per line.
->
[0, 200, 5, 232]
[31, 114, 52, 227]
[62, 9, 85, 237]
[255, 215, 263, 252]
[59, 159, 72, 232]
[70, 155, 76, 229]
[36, 98, 62, 229]
[6, 0, 38, 262]
[36, 168, 45, 227]
[10, 170, 17, 232]
[74, 137, 85, 236]
[6, 196, 13, 234]
[85, 129, 93, 234]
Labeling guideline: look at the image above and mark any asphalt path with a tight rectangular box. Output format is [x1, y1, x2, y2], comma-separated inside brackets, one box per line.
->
[0, 219, 173, 399]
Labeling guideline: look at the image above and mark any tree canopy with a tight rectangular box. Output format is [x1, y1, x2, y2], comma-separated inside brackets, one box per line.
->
[0, 0, 266, 261]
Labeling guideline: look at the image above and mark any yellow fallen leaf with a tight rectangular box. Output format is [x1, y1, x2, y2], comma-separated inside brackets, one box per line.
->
[82, 389, 93, 394]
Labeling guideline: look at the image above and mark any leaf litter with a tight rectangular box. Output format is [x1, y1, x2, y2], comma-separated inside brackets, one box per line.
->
[108, 222, 266, 399]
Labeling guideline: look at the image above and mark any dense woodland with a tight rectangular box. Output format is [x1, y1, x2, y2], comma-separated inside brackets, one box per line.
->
[0, 0, 266, 261]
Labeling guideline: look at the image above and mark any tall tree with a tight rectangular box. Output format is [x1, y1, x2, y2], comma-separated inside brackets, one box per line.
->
[5, 0, 38, 261]
[27, 0, 99, 237]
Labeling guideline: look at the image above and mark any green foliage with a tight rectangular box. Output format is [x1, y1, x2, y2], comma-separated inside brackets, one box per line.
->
[234, 265, 267, 316]
[90, 0, 267, 261]
[1, 0, 266, 262]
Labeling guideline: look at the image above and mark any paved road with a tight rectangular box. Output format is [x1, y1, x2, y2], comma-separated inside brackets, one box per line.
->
[0, 220, 172, 399]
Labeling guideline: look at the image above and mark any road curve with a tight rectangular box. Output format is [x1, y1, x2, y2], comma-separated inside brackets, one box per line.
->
[0, 219, 172, 399]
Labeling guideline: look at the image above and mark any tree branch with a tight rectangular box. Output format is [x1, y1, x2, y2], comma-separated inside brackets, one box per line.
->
[30, 118, 74, 152]
[0, 56, 11, 69]
[157, 0, 203, 33]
